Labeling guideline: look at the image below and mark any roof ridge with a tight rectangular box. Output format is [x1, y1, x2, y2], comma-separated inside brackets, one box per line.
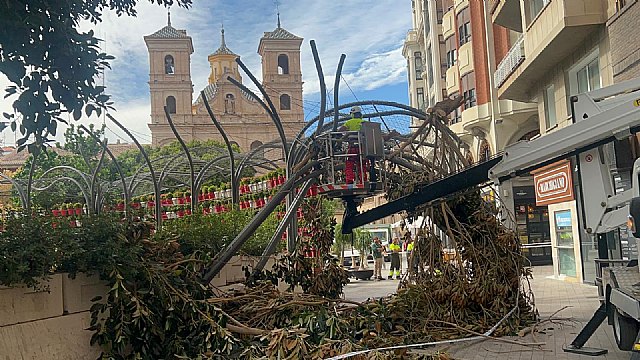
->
[146, 24, 190, 39]
[263, 26, 302, 40]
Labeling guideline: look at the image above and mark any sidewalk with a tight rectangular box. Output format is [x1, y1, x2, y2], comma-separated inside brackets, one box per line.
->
[343, 265, 630, 359]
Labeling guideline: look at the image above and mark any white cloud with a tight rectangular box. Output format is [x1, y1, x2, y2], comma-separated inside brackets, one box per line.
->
[0, 0, 412, 146]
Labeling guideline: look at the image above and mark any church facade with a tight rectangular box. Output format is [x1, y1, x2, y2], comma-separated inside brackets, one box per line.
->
[143, 17, 305, 154]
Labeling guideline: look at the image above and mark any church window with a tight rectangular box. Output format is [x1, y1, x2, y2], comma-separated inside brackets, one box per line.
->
[250, 140, 264, 158]
[280, 94, 291, 110]
[277, 54, 289, 75]
[164, 55, 175, 74]
[224, 93, 236, 114]
[166, 96, 177, 114]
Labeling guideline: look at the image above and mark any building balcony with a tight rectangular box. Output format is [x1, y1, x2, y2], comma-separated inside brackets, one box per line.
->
[495, 0, 607, 102]
[491, 0, 523, 31]
[405, 29, 418, 43]
[442, 9, 455, 39]
[458, 42, 474, 76]
[462, 103, 492, 132]
[445, 66, 459, 95]
[494, 35, 525, 88]
[454, 0, 469, 14]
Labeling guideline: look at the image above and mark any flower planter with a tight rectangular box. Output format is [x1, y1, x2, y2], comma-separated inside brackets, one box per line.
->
[172, 198, 179, 205]
[349, 269, 374, 281]
[75, 208, 82, 216]
[52, 209, 61, 216]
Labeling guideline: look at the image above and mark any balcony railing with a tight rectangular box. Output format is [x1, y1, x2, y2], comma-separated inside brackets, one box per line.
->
[494, 35, 524, 88]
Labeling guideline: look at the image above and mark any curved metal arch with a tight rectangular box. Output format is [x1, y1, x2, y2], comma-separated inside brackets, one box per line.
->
[201, 92, 238, 204]
[156, 152, 194, 194]
[310, 40, 327, 137]
[234, 58, 289, 160]
[31, 176, 91, 208]
[80, 124, 129, 216]
[234, 140, 289, 182]
[332, 54, 347, 132]
[0, 172, 28, 208]
[159, 155, 230, 188]
[164, 107, 196, 211]
[38, 166, 93, 209]
[107, 114, 163, 227]
[226, 76, 290, 163]
[194, 155, 236, 194]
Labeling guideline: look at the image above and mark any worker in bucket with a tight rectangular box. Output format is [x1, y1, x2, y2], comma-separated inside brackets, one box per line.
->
[388, 237, 402, 279]
[339, 106, 368, 184]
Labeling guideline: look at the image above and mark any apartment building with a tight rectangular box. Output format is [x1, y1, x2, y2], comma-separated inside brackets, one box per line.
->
[404, 0, 546, 266]
[491, 0, 640, 284]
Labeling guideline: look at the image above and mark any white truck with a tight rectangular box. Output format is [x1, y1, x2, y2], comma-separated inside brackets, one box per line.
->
[488, 77, 640, 357]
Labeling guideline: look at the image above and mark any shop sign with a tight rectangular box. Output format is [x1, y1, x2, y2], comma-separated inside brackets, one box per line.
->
[555, 211, 572, 228]
[532, 160, 574, 206]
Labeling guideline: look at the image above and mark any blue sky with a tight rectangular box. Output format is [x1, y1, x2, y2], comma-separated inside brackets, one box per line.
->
[0, 0, 412, 145]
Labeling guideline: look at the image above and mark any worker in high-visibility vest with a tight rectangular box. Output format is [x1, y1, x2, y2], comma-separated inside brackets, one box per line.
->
[388, 237, 402, 279]
[339, 106, 368, 184]
[406, 238, 414, 272]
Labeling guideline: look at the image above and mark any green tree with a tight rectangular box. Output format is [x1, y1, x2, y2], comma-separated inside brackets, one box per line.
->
[0, 0, 192, 152]
[353, 228, 372, 269]
[60, 123, 106, 160]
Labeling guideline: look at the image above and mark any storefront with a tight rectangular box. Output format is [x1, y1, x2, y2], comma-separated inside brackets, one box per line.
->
[513, 185, 552, 265]
[532, 160, 584, 282]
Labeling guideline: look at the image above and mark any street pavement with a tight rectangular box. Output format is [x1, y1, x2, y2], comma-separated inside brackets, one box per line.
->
[342, 264, 630, 359]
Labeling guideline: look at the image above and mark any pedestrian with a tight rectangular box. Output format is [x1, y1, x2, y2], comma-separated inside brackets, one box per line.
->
[370, 237, 384, 280]
[388, 237, 402, 279]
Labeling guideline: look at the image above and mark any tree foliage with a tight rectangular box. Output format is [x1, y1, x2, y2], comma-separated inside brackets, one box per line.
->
[0, 0, 192, 152]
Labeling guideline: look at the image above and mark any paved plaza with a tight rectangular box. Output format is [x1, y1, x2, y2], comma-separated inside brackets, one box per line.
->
[343, 265, 630, 359]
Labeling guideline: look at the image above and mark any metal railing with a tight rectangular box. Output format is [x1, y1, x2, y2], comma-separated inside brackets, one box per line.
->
[494, 35, 525, 88]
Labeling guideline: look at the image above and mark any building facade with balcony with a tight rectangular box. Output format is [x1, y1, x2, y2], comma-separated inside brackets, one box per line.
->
[491, 0, 640, 284]
[404, 0, 539, 163]
[403, 0, 545, 267]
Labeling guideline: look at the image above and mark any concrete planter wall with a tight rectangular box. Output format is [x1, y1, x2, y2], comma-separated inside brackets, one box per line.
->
[0, 273, 103, 360]
[0, 256, 279, 359]
[0, 274, 64, 327]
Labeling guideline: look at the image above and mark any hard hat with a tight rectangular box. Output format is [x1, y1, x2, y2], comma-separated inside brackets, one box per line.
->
[350, 106, 362, 114]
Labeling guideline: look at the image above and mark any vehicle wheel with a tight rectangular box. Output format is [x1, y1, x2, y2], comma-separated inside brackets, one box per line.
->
[613, 308, 639, 351]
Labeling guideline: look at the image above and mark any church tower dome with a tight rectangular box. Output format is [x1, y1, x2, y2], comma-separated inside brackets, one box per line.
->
[208, 27, 241, 84]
